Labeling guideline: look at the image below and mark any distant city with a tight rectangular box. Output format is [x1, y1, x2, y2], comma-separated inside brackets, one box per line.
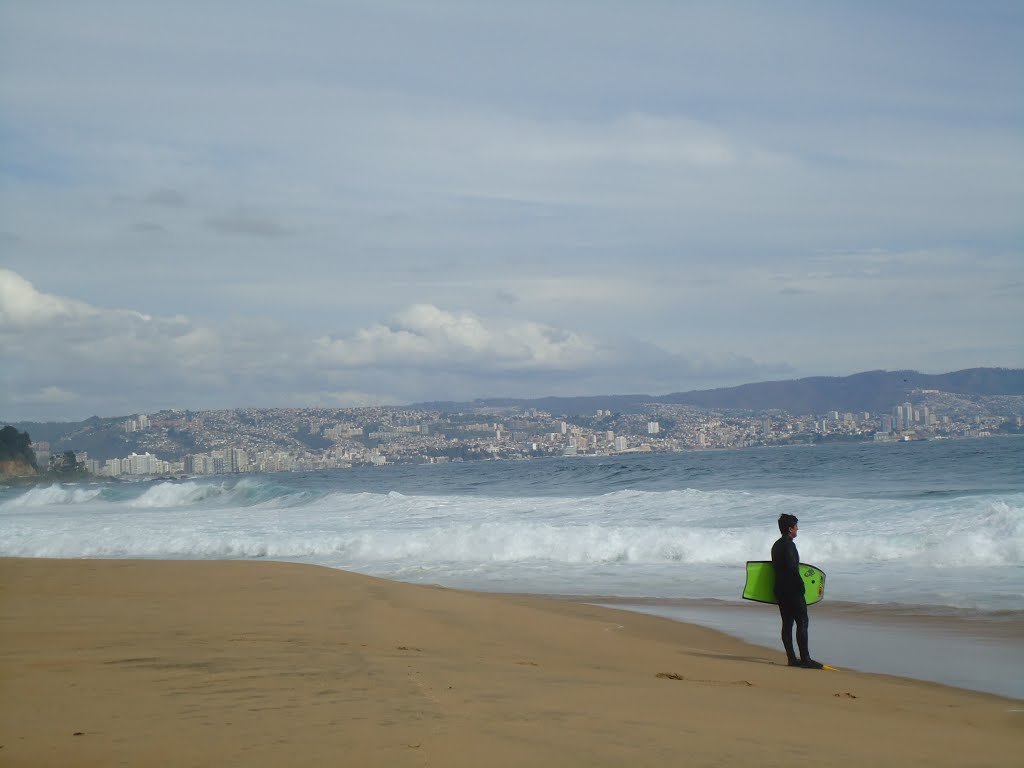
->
[27, 387, 1023, 478]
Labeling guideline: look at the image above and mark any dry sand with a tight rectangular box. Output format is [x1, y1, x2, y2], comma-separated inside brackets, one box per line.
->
[1, 558, 1020, 767]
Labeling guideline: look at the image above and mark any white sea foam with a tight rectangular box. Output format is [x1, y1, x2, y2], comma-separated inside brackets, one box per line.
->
[128, 481, 231, 508]
[2, 490, 1020, 566]
[0, 484, 104, 508]
[1, 469, 1021, 611]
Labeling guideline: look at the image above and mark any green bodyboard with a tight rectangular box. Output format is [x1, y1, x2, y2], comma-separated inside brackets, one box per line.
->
[742, 561, 826, 605]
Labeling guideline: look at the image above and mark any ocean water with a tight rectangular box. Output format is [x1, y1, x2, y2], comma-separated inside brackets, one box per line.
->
[3, 438, 1022, 697]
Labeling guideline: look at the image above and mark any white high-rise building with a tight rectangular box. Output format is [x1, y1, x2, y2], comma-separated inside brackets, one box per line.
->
[126, 452, 158, 476]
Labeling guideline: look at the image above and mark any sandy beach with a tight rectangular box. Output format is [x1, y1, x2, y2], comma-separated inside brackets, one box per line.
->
[1, 558, 1020, 767]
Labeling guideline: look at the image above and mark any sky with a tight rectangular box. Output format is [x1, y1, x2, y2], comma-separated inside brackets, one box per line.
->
[1, 1, 1022, 422]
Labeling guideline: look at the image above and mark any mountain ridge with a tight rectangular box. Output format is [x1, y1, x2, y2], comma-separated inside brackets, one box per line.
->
[413, 367, 1024, 415]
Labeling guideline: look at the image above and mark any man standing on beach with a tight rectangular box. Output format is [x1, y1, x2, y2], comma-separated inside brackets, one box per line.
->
[771, 514, 823, 669]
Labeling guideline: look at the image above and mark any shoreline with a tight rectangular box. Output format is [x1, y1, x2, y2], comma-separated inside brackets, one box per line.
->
[584, 596, 1024, 700]
[2, 558, 1021, 767]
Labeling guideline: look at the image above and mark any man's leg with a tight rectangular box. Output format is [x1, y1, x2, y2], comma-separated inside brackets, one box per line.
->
[793, 599, 823, 668]
[778, 602, 799, 665]
[794, 600, 810, 660]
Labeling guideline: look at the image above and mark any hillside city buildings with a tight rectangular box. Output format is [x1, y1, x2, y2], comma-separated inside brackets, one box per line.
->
[31, 392, 1023, 478]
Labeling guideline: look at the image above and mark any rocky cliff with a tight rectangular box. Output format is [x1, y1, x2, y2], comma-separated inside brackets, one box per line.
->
[0, 459, 38, 479]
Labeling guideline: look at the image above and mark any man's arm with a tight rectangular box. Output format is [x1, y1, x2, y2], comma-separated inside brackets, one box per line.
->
[772, 538, 802, 597]
[782, 539, 800, 577]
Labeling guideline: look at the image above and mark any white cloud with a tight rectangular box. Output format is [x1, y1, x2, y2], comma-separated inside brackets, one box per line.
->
[0, 269, 99, 327]
[314, 304, 606, 370]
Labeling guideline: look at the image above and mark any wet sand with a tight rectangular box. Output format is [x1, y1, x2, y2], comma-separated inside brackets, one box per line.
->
[1, 558, 1021, 767]
[595, 597, 1024, 700]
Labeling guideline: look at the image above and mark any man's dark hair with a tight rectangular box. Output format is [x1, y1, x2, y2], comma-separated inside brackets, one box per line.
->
[778, 513, 799, 535]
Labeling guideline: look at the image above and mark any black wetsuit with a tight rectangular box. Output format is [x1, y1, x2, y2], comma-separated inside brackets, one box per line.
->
[771, 534, 809, 664]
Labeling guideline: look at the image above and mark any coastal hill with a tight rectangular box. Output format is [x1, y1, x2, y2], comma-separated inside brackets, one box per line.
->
[3, 367, 1022, 466]
[417, 368, 1024, 415]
